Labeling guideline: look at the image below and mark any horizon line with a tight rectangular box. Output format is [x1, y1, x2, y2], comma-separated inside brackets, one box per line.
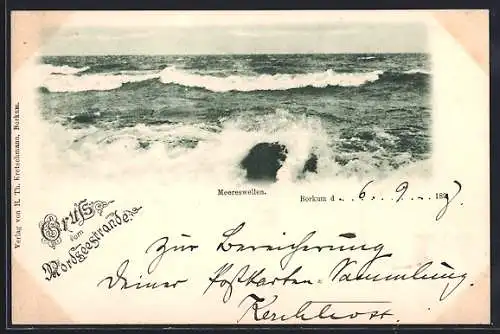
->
[39, 51, 429, 57]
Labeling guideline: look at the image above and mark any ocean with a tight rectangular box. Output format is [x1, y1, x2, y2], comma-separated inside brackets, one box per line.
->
[37, 53, 431, 183]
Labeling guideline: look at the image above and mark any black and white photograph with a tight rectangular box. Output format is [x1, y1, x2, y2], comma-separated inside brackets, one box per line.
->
[36, 16, 431, 184]
[9, 11, 489, 326]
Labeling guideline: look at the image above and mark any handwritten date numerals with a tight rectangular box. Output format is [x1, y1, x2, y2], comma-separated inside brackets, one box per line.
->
[356, 180, 409, 203]
[435, 181, 462, 221]
[358, 180, 375, 200]
[350, 180, 463, 222]
[395, 182, 409, 203]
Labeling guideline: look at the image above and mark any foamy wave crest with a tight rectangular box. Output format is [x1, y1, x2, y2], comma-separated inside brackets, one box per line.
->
[41, 109, 334, 183]
[39, 64, 90, 75]
[358, 56, 376, 60]
[403, 68, 431, 75]
[40, 108, 430, 184]
[159, 66, 383, 92]
[41, 71, 160, 93]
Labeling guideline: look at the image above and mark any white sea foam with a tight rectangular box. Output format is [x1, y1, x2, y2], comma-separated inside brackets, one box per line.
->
[41, 72, 159, 93]
[39, 108, 430, 186]
[403, 68, 431, 75]
[39, 64, 90, 75]
[159, 66, 383, 92]
[39, 65, 385, 93]
[40, 109, 328, 182]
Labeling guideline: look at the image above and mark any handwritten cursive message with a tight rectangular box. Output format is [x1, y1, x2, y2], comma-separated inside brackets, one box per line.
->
[38, 179, 471, 323]
[237, 294, 394, 322]
[87, 216, 469, 323]
[97, 234, 197, 290]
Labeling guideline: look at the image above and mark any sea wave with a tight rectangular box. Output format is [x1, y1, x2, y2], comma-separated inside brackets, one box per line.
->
[38, 65, 385, 93]
[39, 64, 90, 75]
[40, 108, 430, 183]
[41, 72, 159, 93]
[159, 66, 384, 92]
[41, 108, 335, 183]
[403, 68, 431, 75]
[38, 64, 430, 93]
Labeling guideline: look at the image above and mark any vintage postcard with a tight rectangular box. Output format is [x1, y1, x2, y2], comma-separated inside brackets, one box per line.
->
[10, 10, 489, 325]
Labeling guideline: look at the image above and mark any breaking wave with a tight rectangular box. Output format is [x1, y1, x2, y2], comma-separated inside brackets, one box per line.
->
[38, 65, 384, 93]
[39, 64, 90, 76]
[403, 68, 431, 75]
[40, 108, 430, 183]
[38, 64, 430, 94]
[41, 71, 159, 93]
[158, 67, 384, 92]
